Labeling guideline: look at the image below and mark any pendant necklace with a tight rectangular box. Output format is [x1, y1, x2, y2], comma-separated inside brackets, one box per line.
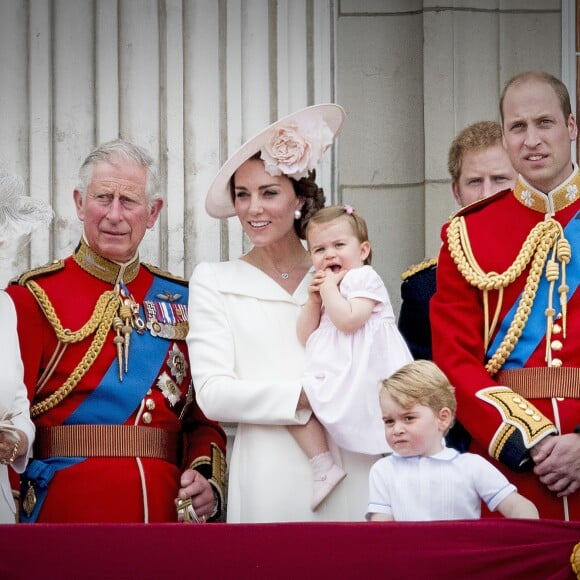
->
[270, 252, 308, 279]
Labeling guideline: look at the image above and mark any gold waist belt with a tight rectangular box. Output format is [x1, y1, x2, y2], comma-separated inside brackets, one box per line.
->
[494, 367, 580, 399]
[35, 425, 179, 463]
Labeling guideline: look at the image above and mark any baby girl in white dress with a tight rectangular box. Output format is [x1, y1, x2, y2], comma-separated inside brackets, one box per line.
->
[291, 204, 412, 510]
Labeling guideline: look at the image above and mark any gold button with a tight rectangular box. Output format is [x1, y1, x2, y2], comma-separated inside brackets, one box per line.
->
[145, 399, 156, 410]
[551, 358, 562, 367]
[513, 396, 522, 403]
[142, 412, 152, 424]
[532, 415, 542, 421]
[553, 323, 562, 334]
[518, 403, 527, 409]
[525, 409, 534, 416]
[551, 340, 563, 351]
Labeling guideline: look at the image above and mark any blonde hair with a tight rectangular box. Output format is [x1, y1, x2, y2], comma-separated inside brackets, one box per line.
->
[304, 204, 372, 265]
[380, 360, 457, 420]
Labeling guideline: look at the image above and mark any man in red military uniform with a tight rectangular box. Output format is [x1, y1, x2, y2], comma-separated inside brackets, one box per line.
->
[431, 71, 580, 520]
[7, 139, 226, 523]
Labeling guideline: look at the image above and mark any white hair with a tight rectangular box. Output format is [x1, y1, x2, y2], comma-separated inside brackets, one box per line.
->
[76, 139, 162, 206]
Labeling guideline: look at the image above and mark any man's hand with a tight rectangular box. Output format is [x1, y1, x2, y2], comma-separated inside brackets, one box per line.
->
[532, 433, 580, 497]
[175, 469, 217, 522]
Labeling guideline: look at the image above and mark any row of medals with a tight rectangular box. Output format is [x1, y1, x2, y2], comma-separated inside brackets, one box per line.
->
[113, 287, 188, 381]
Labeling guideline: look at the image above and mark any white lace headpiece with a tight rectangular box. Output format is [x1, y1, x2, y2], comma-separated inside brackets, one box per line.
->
[0, 172, 53, 239]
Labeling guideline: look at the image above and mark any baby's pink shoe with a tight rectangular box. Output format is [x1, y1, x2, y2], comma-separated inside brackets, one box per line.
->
[311, 463, 347, 511]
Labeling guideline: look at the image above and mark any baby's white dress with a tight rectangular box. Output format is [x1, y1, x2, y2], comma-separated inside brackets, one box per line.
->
[302, 265, 413, 454]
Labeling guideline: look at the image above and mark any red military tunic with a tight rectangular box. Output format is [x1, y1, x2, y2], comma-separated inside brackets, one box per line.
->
[6, 239, 226, 523]
[431, 170, 580, 521]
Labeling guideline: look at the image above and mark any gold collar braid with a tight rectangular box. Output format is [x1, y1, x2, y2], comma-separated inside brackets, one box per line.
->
[26, 280, 122, 417]
[73, 238, 140, 285]
[447, 215, 570, 375]
[513, 164, 580, 214]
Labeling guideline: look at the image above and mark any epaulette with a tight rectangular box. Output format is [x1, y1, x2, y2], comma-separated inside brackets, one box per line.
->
[11, 259, 65, 286]
[453, 188, 511, 218]
[401, 257, 438, 281]
[142, 262, 188, 286]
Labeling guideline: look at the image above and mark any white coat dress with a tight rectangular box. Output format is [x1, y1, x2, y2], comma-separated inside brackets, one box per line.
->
[0, 291, 35, 523]
[187, 260, 379, 522]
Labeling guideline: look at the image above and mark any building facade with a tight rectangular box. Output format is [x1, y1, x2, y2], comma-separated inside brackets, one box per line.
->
[0, 1, 573, 313]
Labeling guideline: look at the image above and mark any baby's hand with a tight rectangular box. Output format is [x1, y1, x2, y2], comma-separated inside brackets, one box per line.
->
[307, 270, 326, 302]
[322, 267, 346, 287]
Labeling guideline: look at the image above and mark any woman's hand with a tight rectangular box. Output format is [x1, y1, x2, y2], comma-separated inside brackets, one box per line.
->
[0, 429, 26, 465]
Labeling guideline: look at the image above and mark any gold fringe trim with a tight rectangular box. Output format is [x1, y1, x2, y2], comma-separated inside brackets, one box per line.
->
[401, 257, 438, 281]
[14, 260, 65, 285]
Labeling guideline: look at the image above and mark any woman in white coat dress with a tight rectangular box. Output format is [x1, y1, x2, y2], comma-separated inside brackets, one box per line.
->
[188, 104, 380, 522]
[0, 172, 51, 523]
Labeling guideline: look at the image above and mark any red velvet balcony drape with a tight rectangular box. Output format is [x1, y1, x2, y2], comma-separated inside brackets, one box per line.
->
[0, 519, 578, 579]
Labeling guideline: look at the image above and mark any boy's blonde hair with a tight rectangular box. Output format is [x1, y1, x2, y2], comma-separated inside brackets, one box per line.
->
[380, 360, 457, 419]
[304, 204, 372, 265]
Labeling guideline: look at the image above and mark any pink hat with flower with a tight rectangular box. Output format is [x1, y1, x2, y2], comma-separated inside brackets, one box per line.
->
[205, 103, 346, 218]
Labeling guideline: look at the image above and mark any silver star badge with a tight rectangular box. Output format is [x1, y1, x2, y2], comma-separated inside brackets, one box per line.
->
[167, 343, 188, 385]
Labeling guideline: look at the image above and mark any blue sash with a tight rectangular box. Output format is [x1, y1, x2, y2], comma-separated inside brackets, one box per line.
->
[22, 275, 187, 522]
[486, 212, 580, 368]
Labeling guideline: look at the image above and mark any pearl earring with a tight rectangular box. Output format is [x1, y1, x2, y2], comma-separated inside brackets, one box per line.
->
[294, 209, 302, 220]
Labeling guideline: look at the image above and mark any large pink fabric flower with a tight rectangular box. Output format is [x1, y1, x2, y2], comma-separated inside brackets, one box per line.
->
[260, 116, 334, 180]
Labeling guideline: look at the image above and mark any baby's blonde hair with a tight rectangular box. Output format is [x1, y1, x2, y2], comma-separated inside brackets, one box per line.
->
[380, 360, 457, 419]
[304, 204, 372, 265]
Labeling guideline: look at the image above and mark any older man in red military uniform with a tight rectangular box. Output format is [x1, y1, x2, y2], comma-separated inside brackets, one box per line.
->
[431, 71, 580, 521]
[7, 139, 226, 523]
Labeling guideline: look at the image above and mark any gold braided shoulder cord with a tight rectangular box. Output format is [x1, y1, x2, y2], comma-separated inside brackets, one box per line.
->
[447, 216, 566, 375]
[26, 280, 121, 417]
